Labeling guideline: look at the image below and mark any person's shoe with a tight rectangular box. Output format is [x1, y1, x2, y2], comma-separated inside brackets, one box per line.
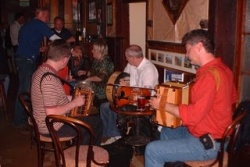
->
[15, 123, 32, 135]
[101, 136, 121, 146]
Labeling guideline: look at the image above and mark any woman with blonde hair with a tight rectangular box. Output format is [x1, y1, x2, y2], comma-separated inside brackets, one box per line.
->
[83, 40, 114, 109]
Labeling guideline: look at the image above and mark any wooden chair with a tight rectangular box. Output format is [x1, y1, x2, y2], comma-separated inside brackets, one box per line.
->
[19, 92, 73, 167]
[184, 110, 247, 167]
[45, 114, 109, 167]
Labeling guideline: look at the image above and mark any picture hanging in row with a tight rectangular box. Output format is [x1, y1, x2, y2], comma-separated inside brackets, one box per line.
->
[148, 49, 197, 74]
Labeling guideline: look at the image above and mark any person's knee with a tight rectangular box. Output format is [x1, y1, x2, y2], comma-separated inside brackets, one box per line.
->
[100, 101, 110, 109]
[100, 102, 111, 116]
[145, 142, 154, 157]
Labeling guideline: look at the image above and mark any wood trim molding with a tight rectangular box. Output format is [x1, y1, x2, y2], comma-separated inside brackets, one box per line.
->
[147, 40, 186, 53]
[122, 0, 146, 3]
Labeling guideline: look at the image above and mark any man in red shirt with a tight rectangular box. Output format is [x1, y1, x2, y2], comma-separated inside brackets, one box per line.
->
[145, 29, 237, 167]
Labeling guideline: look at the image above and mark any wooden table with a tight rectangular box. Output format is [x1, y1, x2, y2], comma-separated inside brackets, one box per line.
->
[110, 104, 156, 147]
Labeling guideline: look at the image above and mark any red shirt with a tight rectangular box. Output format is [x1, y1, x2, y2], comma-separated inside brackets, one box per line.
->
[58, 66, 71, 95]
[179, 58, 237, 139]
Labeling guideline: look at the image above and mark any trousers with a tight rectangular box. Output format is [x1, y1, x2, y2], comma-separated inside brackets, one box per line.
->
[99, 102, 121, 137]
[13, 57, 36, 126]
[145, 126, 220, 167]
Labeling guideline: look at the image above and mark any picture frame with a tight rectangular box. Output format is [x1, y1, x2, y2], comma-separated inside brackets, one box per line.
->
[158, 53, 165, 63]
[148, 49, 196, 74]
[106, 3, 113, 25]
[88, 0, 96, 23]
[162, 0, 189, 24]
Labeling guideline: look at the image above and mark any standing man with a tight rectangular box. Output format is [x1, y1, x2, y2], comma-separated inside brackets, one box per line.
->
[31, 39, 103, 145]
[12, 7, 61, 132]
[51, 16, 75, 44]
[100, 44, 159, 145]
[145, 29, 237, 167]
[10, 12, 25, 53]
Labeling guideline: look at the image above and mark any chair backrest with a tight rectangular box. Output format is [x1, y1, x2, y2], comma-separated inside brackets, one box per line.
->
[216, 110, 247, 167]
[45, 115, 95, 167]
[19, 92, 41, 141]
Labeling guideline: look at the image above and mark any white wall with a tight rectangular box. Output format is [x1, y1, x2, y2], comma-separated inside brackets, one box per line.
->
[129, 3, 146, 56]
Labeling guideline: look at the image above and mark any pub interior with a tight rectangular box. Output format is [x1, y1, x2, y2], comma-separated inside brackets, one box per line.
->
[0, 0, 250, 167]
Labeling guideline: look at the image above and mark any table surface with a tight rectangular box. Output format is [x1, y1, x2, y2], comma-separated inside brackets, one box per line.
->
[110, 104, 156, 116]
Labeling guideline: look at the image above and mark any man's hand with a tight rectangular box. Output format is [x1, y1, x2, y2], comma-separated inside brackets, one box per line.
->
[149, 94, 161, 110]
[72, 95, 85, 107]
[39, 46, 47, 53]
[119, 78, 130, 86]
[77, 70, 86, 76]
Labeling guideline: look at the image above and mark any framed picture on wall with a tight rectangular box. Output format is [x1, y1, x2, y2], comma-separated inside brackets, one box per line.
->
[148, 49, 196, 74]
[107, 3, 113, 25]
[88, 0, 96, 23]
[158, 53, 165, 63]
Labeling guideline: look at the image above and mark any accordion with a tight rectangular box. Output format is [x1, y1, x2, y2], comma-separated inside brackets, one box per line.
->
[154, 82, 190, 128]
[69, 81, 95, 117]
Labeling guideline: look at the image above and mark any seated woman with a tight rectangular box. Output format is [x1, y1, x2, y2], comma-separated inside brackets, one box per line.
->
[58, 45, 85, 94]
[69, 45, 92, 81]
[81, 40, 114, 109]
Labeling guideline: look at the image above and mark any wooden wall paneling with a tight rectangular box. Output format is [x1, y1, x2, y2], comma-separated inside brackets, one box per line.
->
[212, 0, 237, 70]
[117, 0, 129, 68]
[105, 0, 129, 70]
[50, 0, 58, 27]
[64, 0, 73, 30]
[58, 0, 64, 19]
[234, 0, 245, 97]
[106, 37, 125, 71]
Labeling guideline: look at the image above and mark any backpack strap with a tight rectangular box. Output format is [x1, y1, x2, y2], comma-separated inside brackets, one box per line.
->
[39, 72, 74, 92]
[207, 68, 221, 91]
[192, 67, 221, 91]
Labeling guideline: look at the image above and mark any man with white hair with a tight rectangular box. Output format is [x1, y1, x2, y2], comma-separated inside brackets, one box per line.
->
[100, 44, 159, 145]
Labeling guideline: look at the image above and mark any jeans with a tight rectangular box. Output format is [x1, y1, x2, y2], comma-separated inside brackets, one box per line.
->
[145, 126, 220, 167]
[99, 102, 121, 137]
[13, 57, 36, 126]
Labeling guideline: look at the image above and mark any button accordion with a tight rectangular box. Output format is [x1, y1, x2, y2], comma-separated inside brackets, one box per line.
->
[154, 82, 190, 128]
[69, 81, 95, 117]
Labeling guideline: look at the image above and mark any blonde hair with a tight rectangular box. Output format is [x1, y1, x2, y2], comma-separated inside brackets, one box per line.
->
[93, 40, 108, 56]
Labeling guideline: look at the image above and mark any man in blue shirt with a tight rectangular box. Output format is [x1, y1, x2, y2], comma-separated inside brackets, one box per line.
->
[13, 7, 61, 132]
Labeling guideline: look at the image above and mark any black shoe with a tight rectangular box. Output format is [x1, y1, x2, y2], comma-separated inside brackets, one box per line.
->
[15, 123, 32, 135]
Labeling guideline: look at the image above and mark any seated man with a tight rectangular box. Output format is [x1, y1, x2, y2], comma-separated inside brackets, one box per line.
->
[31, 39, 103, 145]
[100, 44, 159, 145]
[145, 29, 238, 166]
[51, 16, 75, 44]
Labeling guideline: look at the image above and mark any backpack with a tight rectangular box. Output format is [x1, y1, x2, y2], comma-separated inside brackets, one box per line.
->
[101, 138, 133, 167]
[233, 100, 250, 150]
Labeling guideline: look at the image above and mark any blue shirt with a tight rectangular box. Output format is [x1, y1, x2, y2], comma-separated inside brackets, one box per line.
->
[17, 19, 54, 62]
